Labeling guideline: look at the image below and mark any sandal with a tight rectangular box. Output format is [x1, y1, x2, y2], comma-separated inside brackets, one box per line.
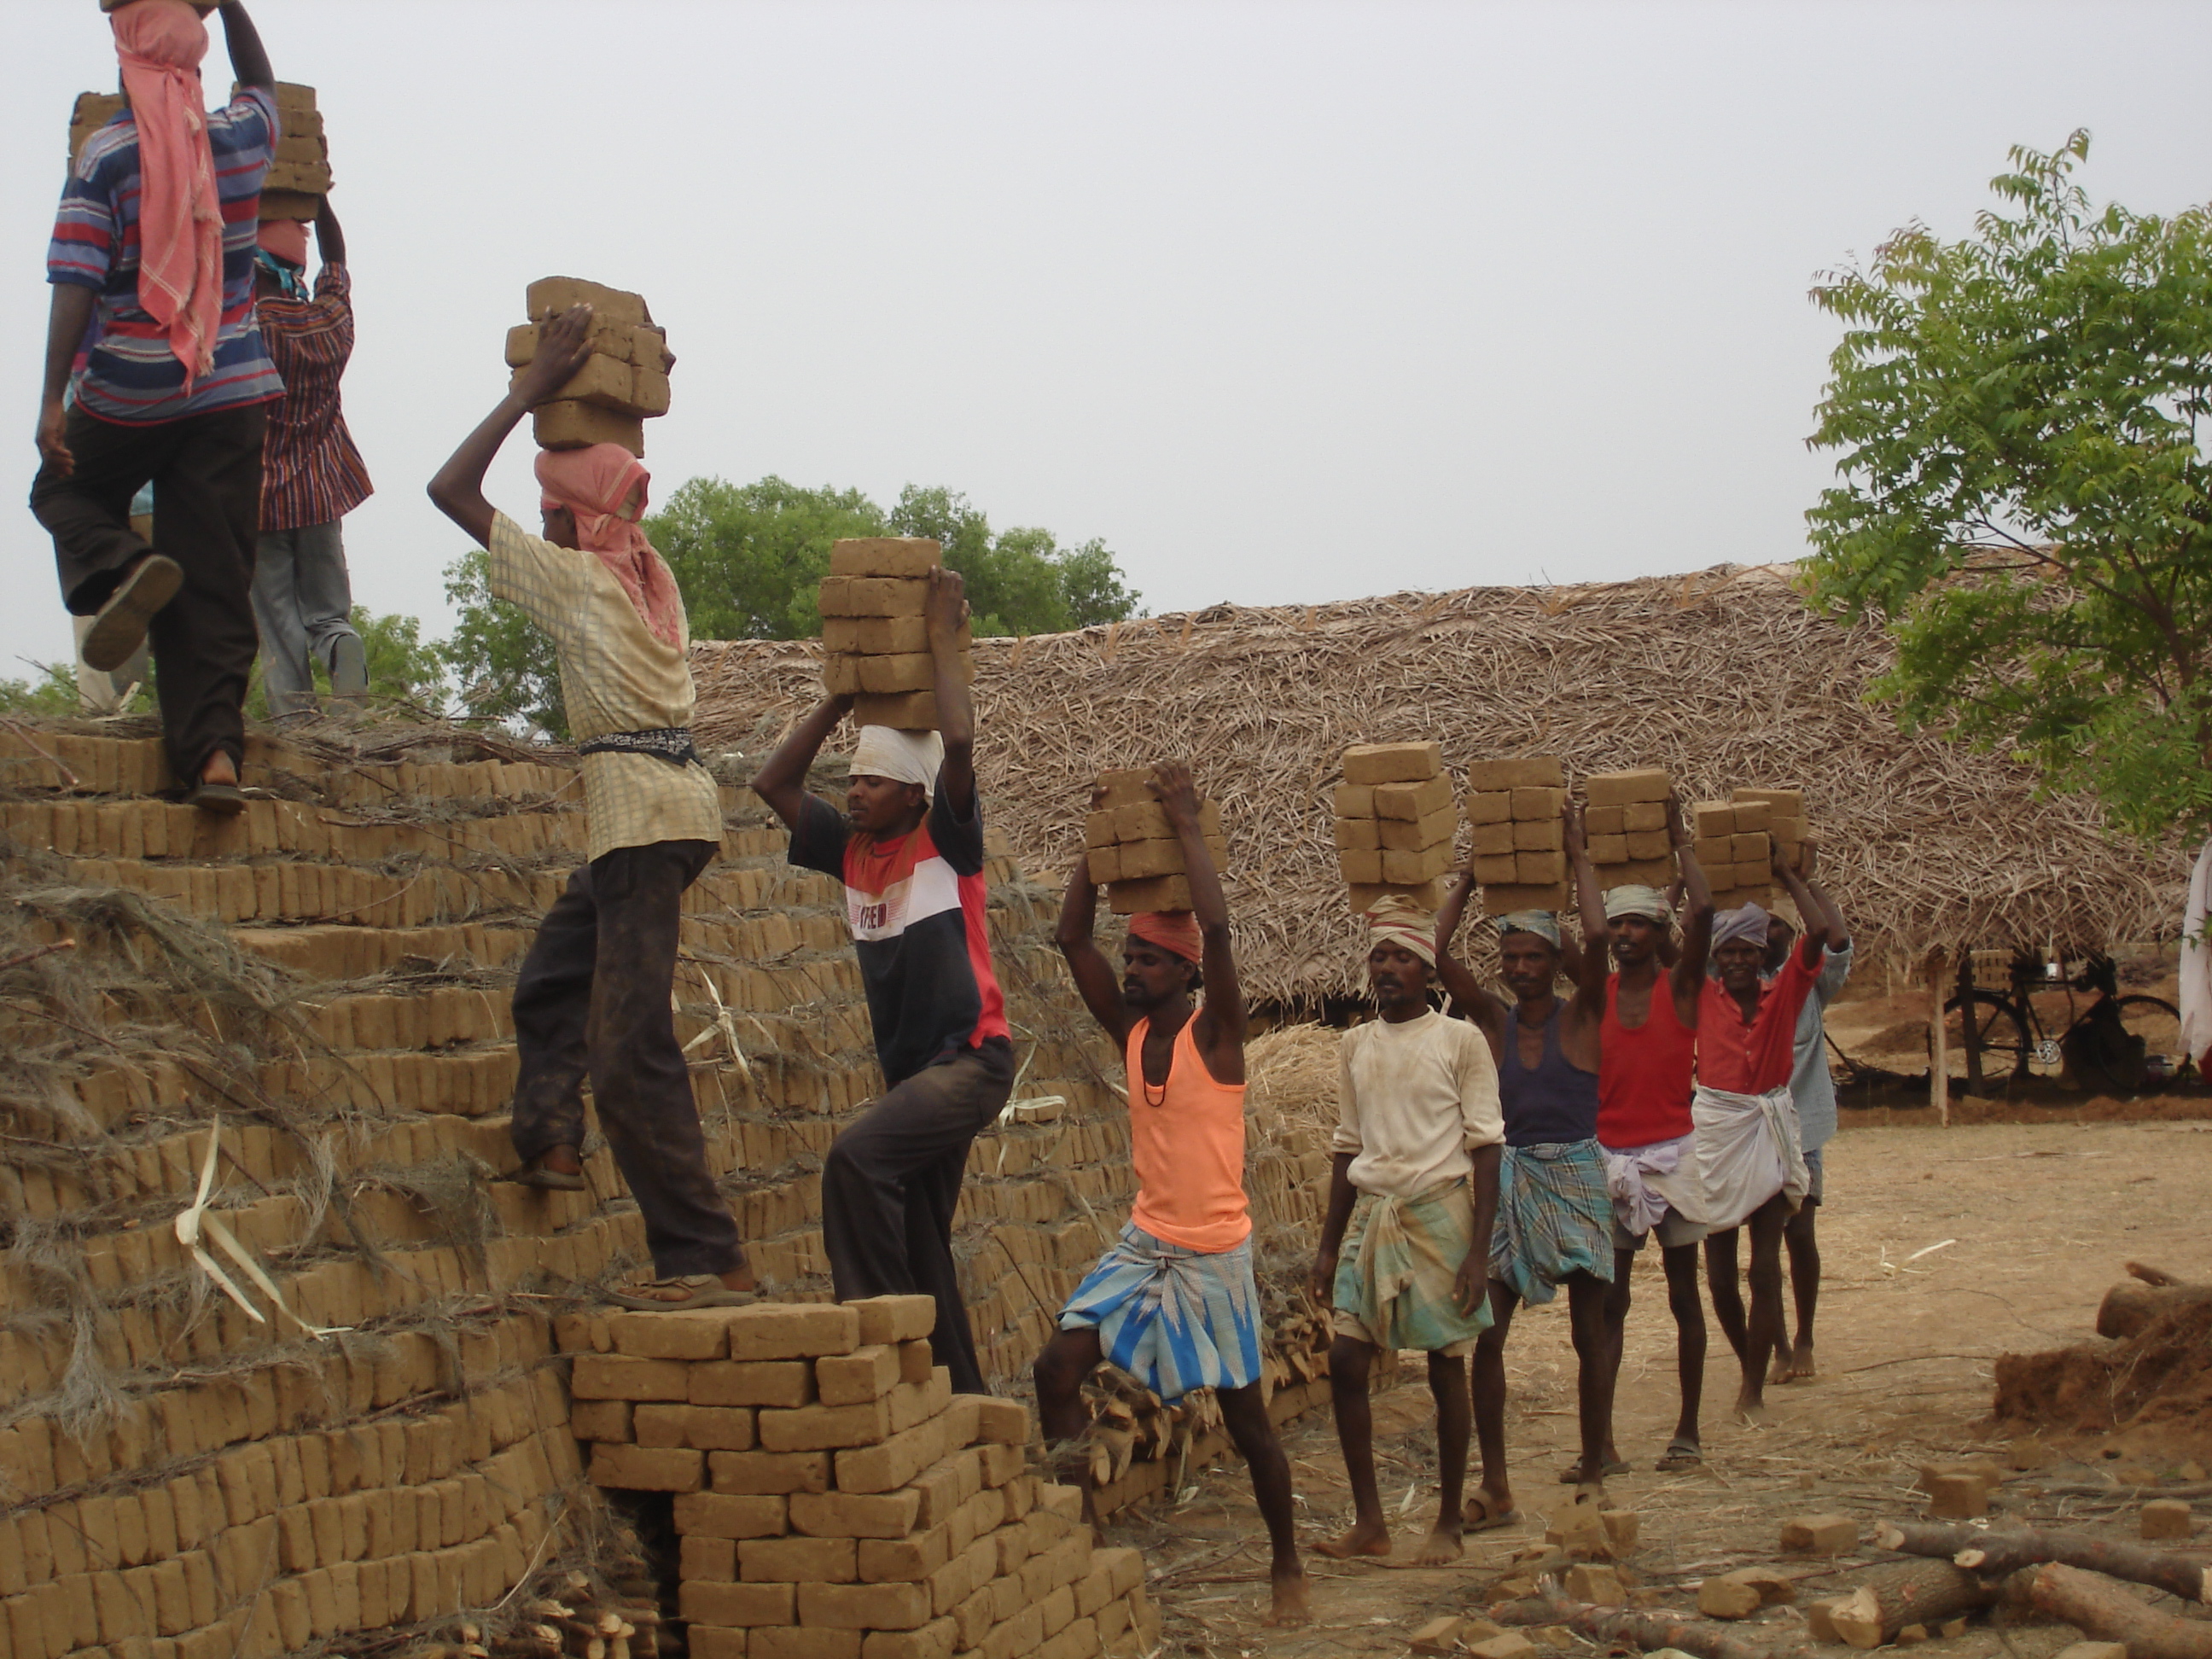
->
[184, 777, 245, 816]
[1655, 1437, 1703, 1471]
[82, 554, 181, 672]
[1464, 1491, 1522, 1533]
[505, 1155, 587, 1192]
[1557, 1459, 1630, 1483]
[603, 1275, 759, 1312]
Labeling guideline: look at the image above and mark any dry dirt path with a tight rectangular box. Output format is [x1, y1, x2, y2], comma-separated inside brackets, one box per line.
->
[1098, 1119, 2212, 1657]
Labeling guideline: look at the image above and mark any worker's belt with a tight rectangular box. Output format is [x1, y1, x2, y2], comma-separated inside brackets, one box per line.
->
[577, 726, 701, 767]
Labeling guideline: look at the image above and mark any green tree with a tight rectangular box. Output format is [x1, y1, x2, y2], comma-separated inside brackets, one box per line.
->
[1805, 131, 2212, 839]
[888, 486, 1142, 635]
[0, 661, 82, 716]
[246, 607, 452, 719]
[646, 476, 887, 641]
[439, 549, 566, 739]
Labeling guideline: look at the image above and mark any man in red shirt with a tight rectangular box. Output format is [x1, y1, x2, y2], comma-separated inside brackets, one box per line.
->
[1694, 848, 1848, 1423]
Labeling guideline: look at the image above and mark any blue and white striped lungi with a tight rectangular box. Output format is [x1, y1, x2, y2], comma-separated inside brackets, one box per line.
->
[1058, 1223, 1264, 1402]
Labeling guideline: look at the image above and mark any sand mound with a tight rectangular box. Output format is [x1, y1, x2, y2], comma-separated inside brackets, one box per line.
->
[1994, 1287, 2212, 1433]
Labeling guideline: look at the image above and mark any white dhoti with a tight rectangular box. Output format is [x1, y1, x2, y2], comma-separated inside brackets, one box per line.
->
[1691, 1084, 1807, 1231]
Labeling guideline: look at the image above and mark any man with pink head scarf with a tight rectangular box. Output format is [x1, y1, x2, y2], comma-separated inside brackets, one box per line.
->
[429, 308, 750, 1313]
[31, 0, 283, 812]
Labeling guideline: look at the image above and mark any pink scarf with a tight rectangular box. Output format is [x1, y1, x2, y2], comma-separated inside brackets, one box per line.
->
[534, 445, 685, 649]
[113, 1, 224, 382]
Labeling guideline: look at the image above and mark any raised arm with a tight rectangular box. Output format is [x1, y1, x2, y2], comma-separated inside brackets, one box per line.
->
[218, 3, 274, 93]
[749, 696, 851, 833]
[312, 196, 346, 267]
[1773, 839, 1846, 968]
[1563, 803, 1610, 1012]
[1051, 852, 1131, 1041]
[426, 305, 593, 547]
[1667, 792, 1714, 1008]
[1434, 871, 1506, 1040]
[1155, 763, 1245, 1076]
[925, 568, 975, 819]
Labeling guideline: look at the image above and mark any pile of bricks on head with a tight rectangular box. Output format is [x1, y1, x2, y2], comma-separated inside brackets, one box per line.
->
[558, 1295, 1158, 1659]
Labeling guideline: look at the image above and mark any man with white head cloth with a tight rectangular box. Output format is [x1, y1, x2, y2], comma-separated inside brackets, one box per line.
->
[753, 570, 1013, 1394]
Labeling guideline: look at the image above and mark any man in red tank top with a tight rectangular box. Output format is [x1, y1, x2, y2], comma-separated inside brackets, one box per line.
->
[1592, 798, 1718, 1474]
[1038, 765, 1308, 1627]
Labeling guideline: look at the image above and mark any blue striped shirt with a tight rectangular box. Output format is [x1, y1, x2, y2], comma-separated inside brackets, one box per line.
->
[48, 87, 283, 424]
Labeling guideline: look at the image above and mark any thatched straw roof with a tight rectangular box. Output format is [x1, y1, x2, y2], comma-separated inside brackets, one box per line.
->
[690, 565, 2189, 1008]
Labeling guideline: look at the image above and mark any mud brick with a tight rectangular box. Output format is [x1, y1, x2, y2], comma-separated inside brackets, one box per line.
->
[1585, 832, 1628, 864]
[864, 1620, 960, 1659]
[790, 1489, 923, 1540]
[891, 1371, 953, 1434]
[1464, 790, 1512, 826]
[1083, 844, 1121, 883]
[683, 1581, 795, 1627]
[1113, 839, 1184, 881]
[1779, 1514, 1857, 1555]
[1038, 1586, 1076, 1638]
[1689, 801, 1736, 838]
[533, 400, 644, 457]
[686, 1535, 742, 1583]
[692, 1360, 816, 1410]
[1511, 818, 1563, 852]
[1110, 800, 1221, 842]
[518, 350, 637, 410]
[527, 276, 649, 325]
[564, 1353, 682, 1403]
[1372, 774, 1452, 821]
[609, 1308, 736, 1361]
[759, 1399, 891, 1452]
[755, 1631, 861, 1659]
[1596, 857, 1674, 890]
[1927, 1474, 1988, 1519]
[1333, 782, 1377, 817]
[1581, 804, 1626, 835]
[831, 539, 941, 579]
[859, 1522, 952, 1585]
[678, 1493, 792, 1540]
[682, 1406, 760, 1452]
[827, 653, 867, 697]
[1583, 769, 1671, 808]
[804, 1580, 934, 1631]
[983, 1602, 1045, 1659]
[1091, 768, 1155, 808]
[711, 1449, 831, 1495]
[898, 1341, 936, 1386]
[1516, 851, 1566, 885]
[1470, 853, 1519, 885]
[1691, 836, 1732, 865]
[694, 1630, 748, 1659]
[1083, 810, 1119, 849]
[1729, 799, 1772, 835]
[818, 577, 930, 619]
[740, 1536, 856, 1583]
[911, 1452, 985, 1529]
[1378, 805, 1456, 852]
[1381, 842, 1452, 885]
[724, 1304, 859, 1361]
[855, 690, 940, 729]
[1469, 819, 1516, 857]
[1732, 786, 1803, 816]
[2142, 1499, 2195, 1539]
[837, 1417, 949, 1494]
[1726, 831, 1766, 863]
[1334, 816, 1382, 852]
[860, 654, 963, 696]
[1105, 874, 1190, 915]
[1479, 881, 1569, 916]
[1503, 787, 1562, 823]
[1624, 830, 1672, 860]
[970, 1399, 1029, 1447]
[1465, 757, 1564, 791]
[1337, 847, 1383, 884]
[1342, 742, 1441, 786]
[824, 615, 935, 655]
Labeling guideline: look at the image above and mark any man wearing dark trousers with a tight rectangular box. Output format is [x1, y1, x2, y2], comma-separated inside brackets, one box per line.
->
[752, 573, 1012, 1393]
[32, 0, 280, 812]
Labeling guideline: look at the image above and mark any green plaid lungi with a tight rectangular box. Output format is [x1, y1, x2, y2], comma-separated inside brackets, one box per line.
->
[1490, 1138, 1615, 1306]
[1330, 1174, 1491, 1355]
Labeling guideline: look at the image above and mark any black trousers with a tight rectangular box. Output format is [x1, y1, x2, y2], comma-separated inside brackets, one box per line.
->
[822, 1039, 1014, 1394]
[29, 401, 267, 786]
[508, 839, 747, 1281]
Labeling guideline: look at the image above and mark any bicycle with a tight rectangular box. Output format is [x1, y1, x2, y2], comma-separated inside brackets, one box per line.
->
[1942, 951, 2186, 1097]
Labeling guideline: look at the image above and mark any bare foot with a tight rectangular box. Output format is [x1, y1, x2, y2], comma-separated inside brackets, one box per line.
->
[1312, 1518, 1391, 1560]
[1263, 1566, 1312, 1626]
[719, 1261, 759, 1294]
[1790, 1337, 1817, 1379]
[1412, 1523, 1464, 1566]
[201, 751, 238, 788]
[539, 1144, 584, 1177]
[1736, 1388, 1771, 1426]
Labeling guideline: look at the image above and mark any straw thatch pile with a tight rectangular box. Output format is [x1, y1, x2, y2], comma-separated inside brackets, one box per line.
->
[690, 564, 2189, 1009]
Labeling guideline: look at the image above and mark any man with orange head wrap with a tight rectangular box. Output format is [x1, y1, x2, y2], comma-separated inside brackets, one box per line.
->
[428, 308, 751, 1313]
[31, 0, 282, 811]
[1040, 764, 1308, 1626]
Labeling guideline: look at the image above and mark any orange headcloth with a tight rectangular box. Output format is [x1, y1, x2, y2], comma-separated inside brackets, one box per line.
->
[1128, 911, 1202, 963]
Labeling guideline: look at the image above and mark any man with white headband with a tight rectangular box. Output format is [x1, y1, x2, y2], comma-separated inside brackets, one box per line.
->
[752, 569, 1012, 1394]
[1694, 848, 1847, 1425]
[1591, 796, 1717, 1473]
[1434, 803, 1616, 1522]
[1312, 898, 1502, 1567]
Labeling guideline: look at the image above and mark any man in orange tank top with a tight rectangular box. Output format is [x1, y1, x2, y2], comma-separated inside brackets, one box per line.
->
[1039, 764, 1308, 1627]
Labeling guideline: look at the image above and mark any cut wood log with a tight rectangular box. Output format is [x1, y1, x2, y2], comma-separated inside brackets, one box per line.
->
[2097, 1269, 2208, 1340]
[2004, 1563, 2212, 1659]
[1877, 1518, 2212, 1604]
[1489, 1592, 1813, 1659]
[1823, 1559, 1996, 1649]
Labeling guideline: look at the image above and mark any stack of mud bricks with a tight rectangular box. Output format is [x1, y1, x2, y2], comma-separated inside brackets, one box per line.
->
[1691, 795, 1773, 909]
[510, 277, 675, 457]
[1464, 756, 1569, 915]
[70, 80, 332, 218]
[1738, 788, 1807, 870]
[1334, 742, 1453, 913]
[819, 540, 975, 731]
[1084, 769, 1225, 916]
[562, 1296, 1160, 1659]
[1580, 769, 1677, 893]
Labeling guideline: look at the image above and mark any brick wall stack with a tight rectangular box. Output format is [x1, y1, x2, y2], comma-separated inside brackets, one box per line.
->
[558, 1295, 1159, 1659]
[1691, 797, 1774, 908]
[1081, 768, 1226, 916]
[256, 83, 329, 220]
[510, 277, 675, 457]
[1332, 742, 1452, 913]
[818, 540, 975, 732]
[1464, 756, 1569, 914]
[1580, 768, 1679, 893]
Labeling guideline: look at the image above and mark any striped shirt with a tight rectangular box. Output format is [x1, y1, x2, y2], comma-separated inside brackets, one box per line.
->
[257, 265, 373, 531]
[48, 88, 283, 425]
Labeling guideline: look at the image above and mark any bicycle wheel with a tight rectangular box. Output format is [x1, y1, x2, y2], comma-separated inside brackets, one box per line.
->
[2109, 995, 2186, 1091]
[1941, 992, 2029, 1086]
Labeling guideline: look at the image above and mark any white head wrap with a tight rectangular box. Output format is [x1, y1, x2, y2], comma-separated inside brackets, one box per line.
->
[1497, 911, 1562, 948]
[1712, 901, 1772, 950]
[1603, 884, 1670, 923]
[850, 725, 945, 795]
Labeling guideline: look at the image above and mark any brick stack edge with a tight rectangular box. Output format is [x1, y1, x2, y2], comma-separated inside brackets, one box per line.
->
[0, 726, 1331, 1655]
[562, 1296, 1157, 1659]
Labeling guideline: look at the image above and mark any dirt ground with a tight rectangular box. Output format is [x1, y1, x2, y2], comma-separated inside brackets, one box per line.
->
[1101, 1116, 2212, 1656]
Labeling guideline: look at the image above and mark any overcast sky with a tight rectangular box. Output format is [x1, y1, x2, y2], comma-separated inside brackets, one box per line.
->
[6, 1, 2209, 678]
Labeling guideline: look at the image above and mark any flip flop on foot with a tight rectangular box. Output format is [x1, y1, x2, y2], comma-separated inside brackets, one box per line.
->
[1557, 1458, 1630, 1482]
[1463, 1491, 1521, 1533]
[602, 1275, 758, 1312]
[184, 777, 244, 815]
[82, 554, 181, 672]
[505, 1154, 587, 1191]
[1655, 1437, 1703, 1471]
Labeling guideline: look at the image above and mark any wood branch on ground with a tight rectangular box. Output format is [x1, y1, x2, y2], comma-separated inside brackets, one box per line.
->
[2003, 1562, 2212, 1659]
[2097, 1261, 2207, 1340]
[1877, 1519, 2212, 1604]
[1489, 1590, 1813, 1659]
[1818, 1558, 1998, 1649]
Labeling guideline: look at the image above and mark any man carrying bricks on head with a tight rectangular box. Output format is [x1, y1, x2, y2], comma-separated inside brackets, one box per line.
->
[1762, 841, 1851, 1386]
[1311, 899, 1502, 1567]
[1037, 761, 1308, 1627]
[1695, 850, 1848, 1426]
[1434, 804, 1616, 1523]
[1592, 796, 1714, 1474]
[751, 569, 1013, 1395]
[32, 0, 281, 813]
[428, 306, 751, 1312]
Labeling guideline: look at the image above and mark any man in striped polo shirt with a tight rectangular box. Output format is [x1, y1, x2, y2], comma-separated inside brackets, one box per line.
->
[31, 0, 282, 812]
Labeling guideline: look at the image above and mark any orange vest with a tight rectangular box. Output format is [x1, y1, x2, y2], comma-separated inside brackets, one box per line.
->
[1125, 1014, 1251, 1253]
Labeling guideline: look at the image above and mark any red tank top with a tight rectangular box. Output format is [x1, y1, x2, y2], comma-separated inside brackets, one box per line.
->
[1598, 972, 1696, 1150]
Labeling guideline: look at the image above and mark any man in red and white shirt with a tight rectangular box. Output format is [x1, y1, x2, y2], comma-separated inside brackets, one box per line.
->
[752, 569, 1012, 1394]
